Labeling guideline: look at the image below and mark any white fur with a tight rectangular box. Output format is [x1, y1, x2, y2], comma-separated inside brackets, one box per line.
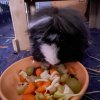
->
[40, 44, 60, 65]
[29, 16, 52, 29]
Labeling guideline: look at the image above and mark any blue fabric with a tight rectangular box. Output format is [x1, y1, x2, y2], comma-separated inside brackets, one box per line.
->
[81, 28, 100, 100]
[0, 24, 100, 99]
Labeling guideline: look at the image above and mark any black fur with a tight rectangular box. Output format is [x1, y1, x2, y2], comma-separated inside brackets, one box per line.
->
[29, 7, 89, 65]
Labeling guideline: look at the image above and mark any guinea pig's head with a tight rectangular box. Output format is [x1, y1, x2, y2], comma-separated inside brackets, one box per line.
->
[28, 7, 89, 65]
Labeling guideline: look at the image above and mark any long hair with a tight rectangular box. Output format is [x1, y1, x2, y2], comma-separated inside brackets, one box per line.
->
[29, 7, 89, 65]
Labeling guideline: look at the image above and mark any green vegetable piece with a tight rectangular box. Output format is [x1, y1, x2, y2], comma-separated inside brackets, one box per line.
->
[44, 93, 53, 100]
[57, 64, 67, 74]
[49, 87, 57, 94]
[60, 74, 69, 83]
[58, 93, 73, 100]
[36, 92, 45, 100]
[26, 67, 34, 76]
[57, 93, 73, 100]
[57, 85, 64, 93]
[35, 95, 40, 100]
[53, 91, 65, 99]
[58, 94, 73, 100]
[58, 97, 65, 100]
[66, 78, 82, 93]
[16, 83, 27, 95]
[64, 94, 73, 100]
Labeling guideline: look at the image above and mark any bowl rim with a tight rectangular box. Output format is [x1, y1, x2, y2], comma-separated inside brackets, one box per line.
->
[71, 62, 89, 100]
[0, 56, 89, 100]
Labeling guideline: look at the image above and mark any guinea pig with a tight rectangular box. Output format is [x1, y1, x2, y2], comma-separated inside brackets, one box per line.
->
[28, 7, 89, 65]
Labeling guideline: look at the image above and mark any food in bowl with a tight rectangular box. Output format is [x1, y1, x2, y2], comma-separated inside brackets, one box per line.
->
[16, 64, 82, 100]
[0, 57, 89, 100]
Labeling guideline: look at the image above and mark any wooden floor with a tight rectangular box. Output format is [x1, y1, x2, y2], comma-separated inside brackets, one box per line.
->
[0, 23, 100, 100]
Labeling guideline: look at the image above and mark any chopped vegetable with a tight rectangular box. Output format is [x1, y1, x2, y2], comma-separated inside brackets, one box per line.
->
[35, 79, 48, 82]
[26, 75, 36, 82]
[24, 82, 36, 94]
[53, 91, 65, 99]
[50, 75, 58, 81]
[64, 94, 73, 100]
[63, 84, 74, 94]
[19, 71, 27, 79]
[16, 82, 27, 95]
[43, 80, 51, 87]
[60, 73, 69, 83]
[19, 75, 27, 82]
[46, 77, 60, 92]
[36, 86, 46, 93]
[57, 85, 64, 93]
[35, 81, 44, 87]
[57, 64, 67, 74]
[45, 84, 54, 92]
[49, 86, 57, 94]
[50, 68, 55, 74]
[16, 64, 82, 100]
[58, 97, 65, 100]
[26, 67, 34, 76]
[36, 68, 43, 76]
[54, 83, 60, 87]
[40, 70, 50, 79]
[58, 94, 72, 100]
[50, 71, 59, 80]
[53, 85, 74, 100]
[66, 78, 82, 93]
[22, 94, 36, 100]
[51, 77, 60, 86]
[44, 93, 53, 100]
[35, 92, 45, 100]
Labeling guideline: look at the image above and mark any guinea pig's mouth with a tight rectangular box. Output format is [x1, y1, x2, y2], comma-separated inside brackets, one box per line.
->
[41, 62, 61, 68]
[32, 59, 61, 67]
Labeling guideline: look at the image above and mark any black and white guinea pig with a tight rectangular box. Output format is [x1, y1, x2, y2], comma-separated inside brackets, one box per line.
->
[28, 7, 89, 65]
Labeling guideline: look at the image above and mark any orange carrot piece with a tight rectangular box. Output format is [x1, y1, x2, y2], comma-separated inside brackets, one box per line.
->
[36, 68, 43, 76]
[22, 94, 36, 100]
[35, 81, 44, 87]
[24, 82, 36, 94]
[50, 68, 55, 74]
[43, 80, 51, 87]
[19, 75, 27, 82]
[36, 86, 45, 93]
